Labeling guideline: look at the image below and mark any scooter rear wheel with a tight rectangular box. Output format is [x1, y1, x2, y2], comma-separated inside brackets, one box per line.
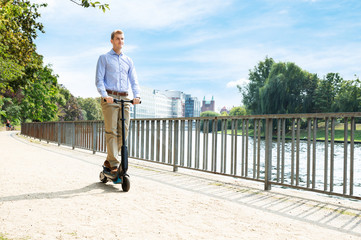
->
[122, 176, 130, 192]
[99, 172, 108, 183]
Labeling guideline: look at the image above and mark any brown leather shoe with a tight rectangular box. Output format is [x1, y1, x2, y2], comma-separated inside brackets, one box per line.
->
[103, 160, 118, 173]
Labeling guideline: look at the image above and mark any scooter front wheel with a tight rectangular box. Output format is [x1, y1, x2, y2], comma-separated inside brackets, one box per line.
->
[122, 176, 130, 192]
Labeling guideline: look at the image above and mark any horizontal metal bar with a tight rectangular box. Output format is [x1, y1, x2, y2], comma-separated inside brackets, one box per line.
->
[30, 112, 361, 122]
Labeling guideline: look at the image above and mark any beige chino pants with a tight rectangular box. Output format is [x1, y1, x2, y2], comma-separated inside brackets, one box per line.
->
[101, 95, 131, 169]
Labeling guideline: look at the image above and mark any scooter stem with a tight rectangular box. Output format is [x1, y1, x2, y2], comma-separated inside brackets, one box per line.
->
[119, 99, 128, 176]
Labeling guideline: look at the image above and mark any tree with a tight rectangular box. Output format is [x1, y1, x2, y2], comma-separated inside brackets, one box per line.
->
[334, 78, 361, 113]
[200, 111, 220, 117]
[200, 111, 221, 132]
[260, 62, 318, 114]
[0, 0, 47, 123]
[0, 0, 45, 84]
[220, 111, 228, 116]
[18, 64, 59, 122]
[229, 106, 247, 117]
[1, 0, 109, 124]
[228, 106, 247, 129]
[77, 97, 103, 120]
[314, 73, 342, 113]
[241, 58, 318, 115]
[56, 85, 84, 121]
[239, 56, 275, 114]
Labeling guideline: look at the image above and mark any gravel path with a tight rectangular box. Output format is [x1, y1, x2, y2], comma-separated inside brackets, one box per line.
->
[1, 131, 361, 240]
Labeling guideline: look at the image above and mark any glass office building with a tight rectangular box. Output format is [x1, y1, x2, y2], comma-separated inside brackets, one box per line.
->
[130, 86, 200, 119]
[184, 94, 201, 117]
[159, 90, 185, 118]
[130, 86, 172, 118]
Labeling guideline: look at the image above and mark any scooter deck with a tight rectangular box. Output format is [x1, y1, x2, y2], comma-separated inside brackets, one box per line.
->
[102, 166, 124, 184]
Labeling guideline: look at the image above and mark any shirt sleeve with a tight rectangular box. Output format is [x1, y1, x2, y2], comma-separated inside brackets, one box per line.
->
[128, 58, 141, 98]
[95, 55, 108, 98]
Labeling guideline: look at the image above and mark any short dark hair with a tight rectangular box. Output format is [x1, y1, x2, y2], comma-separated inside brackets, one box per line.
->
[111, 30, 124, 40]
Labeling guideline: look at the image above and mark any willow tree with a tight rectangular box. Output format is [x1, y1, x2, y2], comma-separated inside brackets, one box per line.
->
[239, 57, 275, 115]
[241, 57, 318, 115]
[259, 62, 318, 114]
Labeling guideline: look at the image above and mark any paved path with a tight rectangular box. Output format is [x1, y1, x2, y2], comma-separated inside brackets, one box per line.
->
[1, 131, 361, 240]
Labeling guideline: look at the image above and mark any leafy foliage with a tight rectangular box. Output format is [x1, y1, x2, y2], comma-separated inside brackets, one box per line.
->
[334, 78, 361, 112]
[0, 0, 46, 85]
[200, 111, 221, 132]
[0, 0, 49, 124]
[1, 0, 105, 124]
[238, 57, 274, 114]
[200, 111, 220, 117]
[229, 106, 247, 116]
[258, 62, 318, 114]
[228, 106, 247, 129]
[314, 73, 342, 113]
[69, 0, 109, 12]
[19, 64, 59, 122]
[56, 85, 84, 121]
[77, 97, 103, 120]
[239, 57, 360, 115]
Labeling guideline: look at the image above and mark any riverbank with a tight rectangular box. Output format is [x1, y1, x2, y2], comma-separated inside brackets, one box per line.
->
[222, 123, 361, 143]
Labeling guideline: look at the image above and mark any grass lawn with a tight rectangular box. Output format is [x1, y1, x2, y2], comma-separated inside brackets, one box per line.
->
[221, 123, 361, 142]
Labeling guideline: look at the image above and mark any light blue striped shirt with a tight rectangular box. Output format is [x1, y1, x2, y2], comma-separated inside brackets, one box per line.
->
[95, 49, 141, 98]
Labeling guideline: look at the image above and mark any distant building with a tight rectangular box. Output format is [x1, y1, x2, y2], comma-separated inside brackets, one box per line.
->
[185, 94, 201, 117]
[220, 106, 229, 115]
[201, 96, 215, 112]
[130, 86, 172, 118]
[130, 87, 199, 118]
[159, 90, 185, 118]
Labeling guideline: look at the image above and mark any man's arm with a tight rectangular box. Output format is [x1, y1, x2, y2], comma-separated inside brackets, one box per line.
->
[128, 58, 141, 104]
[96, 55, 113, 103]
[95, 55, 109, 98]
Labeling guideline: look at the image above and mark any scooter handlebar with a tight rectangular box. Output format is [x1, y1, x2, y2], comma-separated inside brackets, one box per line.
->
[103, 98, 141, 104]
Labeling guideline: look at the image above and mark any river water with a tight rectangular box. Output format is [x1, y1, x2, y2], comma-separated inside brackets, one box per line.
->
[135, 130, 361, 197]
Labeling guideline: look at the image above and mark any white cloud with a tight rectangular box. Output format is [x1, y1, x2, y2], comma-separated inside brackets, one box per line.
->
[226, 78, 248, 88]
[33, 0, 232, 30]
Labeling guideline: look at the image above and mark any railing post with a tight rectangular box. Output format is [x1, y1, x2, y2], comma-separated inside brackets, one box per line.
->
[343, 117, 348, 195]
[57, 122, 61, 146]
[264, 118, 272, 190]
[93, 122, 97, 154]
[350, 117, 355, 196]
[168, 120, 173, 164]
[173, 120, 179, 172]
[72, 122, 76, 150]
[47, 123, 50, 144]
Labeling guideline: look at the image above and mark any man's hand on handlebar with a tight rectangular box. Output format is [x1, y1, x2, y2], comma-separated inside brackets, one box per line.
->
[104, 96, 141, 104]
[133, 98, 141, 105]
[104, 96, 114, 103]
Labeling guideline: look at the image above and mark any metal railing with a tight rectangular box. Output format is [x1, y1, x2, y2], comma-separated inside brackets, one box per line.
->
[21, 112, 361, 200]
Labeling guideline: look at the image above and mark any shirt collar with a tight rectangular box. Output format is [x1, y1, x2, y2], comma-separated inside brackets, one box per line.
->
[109, 48, 123, 56]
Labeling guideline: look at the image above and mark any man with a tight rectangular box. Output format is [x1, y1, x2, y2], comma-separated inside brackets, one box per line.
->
[5, 119, 12, 131]
[95, 29, 141, 173]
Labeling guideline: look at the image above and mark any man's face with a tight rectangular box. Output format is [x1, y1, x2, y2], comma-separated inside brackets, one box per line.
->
[111, 33, 124, 50]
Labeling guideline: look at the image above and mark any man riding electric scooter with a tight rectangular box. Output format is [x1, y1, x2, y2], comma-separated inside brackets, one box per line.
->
[95, 29, 141, 191]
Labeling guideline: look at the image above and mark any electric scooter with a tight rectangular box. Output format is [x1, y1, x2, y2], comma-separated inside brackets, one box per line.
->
[99, 98, 139, 192]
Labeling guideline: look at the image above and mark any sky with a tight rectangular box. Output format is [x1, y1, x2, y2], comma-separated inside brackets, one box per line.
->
[31, 0, 361, 111]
